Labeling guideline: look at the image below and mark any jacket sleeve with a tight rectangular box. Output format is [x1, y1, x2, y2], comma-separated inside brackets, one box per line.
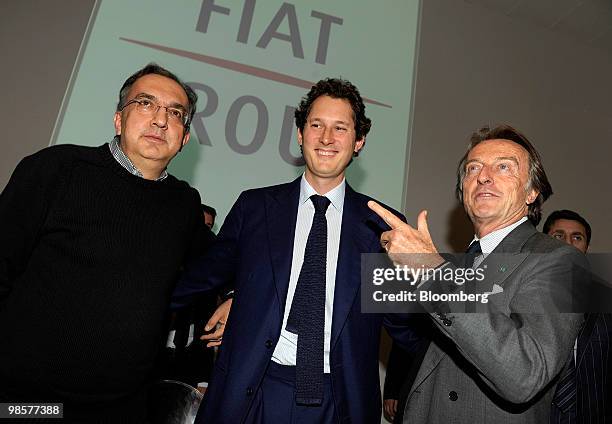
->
[171, 191, 246, 309]
[383, 342, 414, 399]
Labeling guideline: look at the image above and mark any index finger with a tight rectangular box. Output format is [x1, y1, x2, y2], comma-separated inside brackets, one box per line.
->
[367, 201, 404, 229]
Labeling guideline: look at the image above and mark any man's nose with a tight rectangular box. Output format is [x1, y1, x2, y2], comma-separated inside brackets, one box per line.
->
[151, 106, 168, 129]
[321, 127, 334, 144]
[477, 166, 492, 184]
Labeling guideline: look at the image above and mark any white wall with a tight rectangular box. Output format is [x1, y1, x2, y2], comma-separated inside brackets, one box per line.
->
[406, 0, 612, 253]
[0, 0, 95, 189]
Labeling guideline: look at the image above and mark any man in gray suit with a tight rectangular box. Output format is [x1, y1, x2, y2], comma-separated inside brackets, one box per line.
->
[369, 124, 586, 423]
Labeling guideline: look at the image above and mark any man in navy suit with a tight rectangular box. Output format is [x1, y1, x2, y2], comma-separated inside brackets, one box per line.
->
[173, 78, 421, 423]
[544, 210, 612, 423]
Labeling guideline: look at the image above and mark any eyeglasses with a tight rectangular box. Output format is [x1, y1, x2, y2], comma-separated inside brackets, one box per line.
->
[121, 97, 189, 126]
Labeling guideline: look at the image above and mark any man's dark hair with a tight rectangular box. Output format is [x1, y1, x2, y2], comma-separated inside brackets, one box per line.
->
[455, 124, 553, 226]
[117, 63, 198, 132]
[294, 78, 371, 156]
[201, 204, 217, 218]
[543, 209, 591, 245]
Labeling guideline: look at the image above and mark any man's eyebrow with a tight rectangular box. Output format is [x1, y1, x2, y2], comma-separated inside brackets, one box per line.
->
[133, 92, 155, 100]
[495, 156, 519, 164]
[133, 92, 187, 111]
[308, 117, 351, 125]
[167, 100, 188, 111]
[465, 156, 519, 166]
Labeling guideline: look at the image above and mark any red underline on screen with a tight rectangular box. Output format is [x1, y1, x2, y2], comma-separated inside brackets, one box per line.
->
[119, 37, 392, 109]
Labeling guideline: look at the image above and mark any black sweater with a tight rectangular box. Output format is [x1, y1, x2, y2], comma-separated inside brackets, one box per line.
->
[0, 144, 210, 414]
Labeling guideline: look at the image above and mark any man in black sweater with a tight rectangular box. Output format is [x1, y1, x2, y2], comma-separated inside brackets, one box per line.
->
[0, 64, 214, 422]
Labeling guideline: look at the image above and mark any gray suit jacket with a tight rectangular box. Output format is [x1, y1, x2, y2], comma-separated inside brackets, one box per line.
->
[402, 221, 586, 424]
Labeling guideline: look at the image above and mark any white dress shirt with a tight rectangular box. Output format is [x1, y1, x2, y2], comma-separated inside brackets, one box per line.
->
[271, 175, 345, 373]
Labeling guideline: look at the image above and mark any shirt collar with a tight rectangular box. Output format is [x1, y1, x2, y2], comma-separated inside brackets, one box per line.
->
[471, 216, 528, 255]
[299, 174, 345, 213]
[109, 138, 168, 181]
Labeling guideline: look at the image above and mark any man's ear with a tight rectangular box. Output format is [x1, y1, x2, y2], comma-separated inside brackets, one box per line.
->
[113, 112, 122, 136]
[297, 128, 303, 146]
[179, 131, 191, 152]
[354, 137, 365, 154]
[526, 188, 539, 205]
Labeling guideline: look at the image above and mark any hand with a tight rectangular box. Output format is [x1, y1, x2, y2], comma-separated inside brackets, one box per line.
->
[367, 201, 444, 269]
[383, 399, 398, 422]
[201, 298, 232, 347]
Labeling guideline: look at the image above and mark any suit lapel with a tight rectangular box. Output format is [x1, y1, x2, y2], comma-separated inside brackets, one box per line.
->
[476, 253, 529, 291]
[491, 220, 538, 254]
[476, 221, 536, 290]
[410, 342, 445, 396]
[265, 178, 301, 315]
[331, 185, 375, 350]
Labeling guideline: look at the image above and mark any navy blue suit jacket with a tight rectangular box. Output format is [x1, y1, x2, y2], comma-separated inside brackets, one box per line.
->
[173, 178, 421, 423]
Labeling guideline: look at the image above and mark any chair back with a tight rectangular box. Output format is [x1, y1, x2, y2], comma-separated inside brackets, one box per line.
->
[147, 379, 203, 424]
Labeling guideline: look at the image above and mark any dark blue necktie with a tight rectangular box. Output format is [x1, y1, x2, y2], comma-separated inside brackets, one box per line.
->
[465, 240, 482, 268]
[464, 241, 482, 313]
[286, 194, 330, 405]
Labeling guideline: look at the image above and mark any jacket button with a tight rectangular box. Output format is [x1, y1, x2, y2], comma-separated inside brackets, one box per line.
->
[442, 318, 452, 326]
[265, 340, 273, 348]
[449, 391, 458, 401]
[246, 387, 254, 396]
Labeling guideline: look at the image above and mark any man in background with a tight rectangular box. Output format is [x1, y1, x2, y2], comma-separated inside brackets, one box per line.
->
[202, 204, 217, 230]
[161, 203, 222, 389]
[544, 210, 612, 423]
[383, 343, 412, 422]
[543, 209, 590, 254]
[382, 335, 430, 423]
